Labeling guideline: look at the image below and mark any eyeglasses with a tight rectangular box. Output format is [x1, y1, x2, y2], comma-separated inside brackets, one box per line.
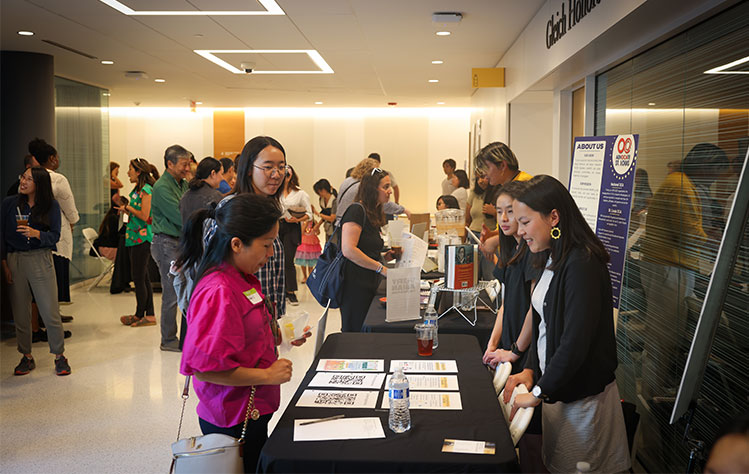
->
[18, 174, 33, 182]
[371, 167, 384, 176]
[253, 164, 288, 176]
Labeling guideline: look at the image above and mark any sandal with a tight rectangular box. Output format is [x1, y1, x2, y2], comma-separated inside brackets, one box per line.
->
[120, 315, 138, 326]
[131, 317, 156, 327]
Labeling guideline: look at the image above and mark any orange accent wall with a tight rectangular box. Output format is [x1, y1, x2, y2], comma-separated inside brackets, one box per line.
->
[213, 110, 245, 159]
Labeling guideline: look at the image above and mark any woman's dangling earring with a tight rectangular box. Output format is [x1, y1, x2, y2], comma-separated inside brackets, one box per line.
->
[550, 226, 561, 240]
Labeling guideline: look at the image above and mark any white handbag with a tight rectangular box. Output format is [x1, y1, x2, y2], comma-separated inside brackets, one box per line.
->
[170, 377, 259, 474]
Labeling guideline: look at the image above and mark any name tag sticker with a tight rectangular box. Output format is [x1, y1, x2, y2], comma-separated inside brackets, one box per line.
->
[243, 289, 262, 305]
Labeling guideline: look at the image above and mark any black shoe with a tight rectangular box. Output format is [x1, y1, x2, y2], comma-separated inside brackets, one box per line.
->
[14, 356, 35, 375]
[55, 356, 71, 376]
[60, 315, 74, 323]
[286, 293, 299, 306]
[32, 330, 48, 343]
[64, 330, 72, 339]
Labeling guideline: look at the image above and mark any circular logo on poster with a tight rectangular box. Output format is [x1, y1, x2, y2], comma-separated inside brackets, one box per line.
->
[612, 135, 635, 177]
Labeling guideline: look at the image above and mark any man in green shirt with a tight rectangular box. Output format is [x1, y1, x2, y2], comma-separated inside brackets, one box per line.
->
[150, 145, 191, 352]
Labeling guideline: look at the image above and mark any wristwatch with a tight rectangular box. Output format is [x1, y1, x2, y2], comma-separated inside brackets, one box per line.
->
[510, 342, 524, 356]
[531, 385, 548, 401]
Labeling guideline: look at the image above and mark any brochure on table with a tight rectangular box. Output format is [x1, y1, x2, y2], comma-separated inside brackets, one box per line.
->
[385, 266, 422, 322]
[569, 135, 638, 308]
[380, 391, 463, 410]
[297, 389, 379, 409]
[316, 359, 385, 372]
[308, 372, 386, 390]
[390, 360, 459, 373]
[385, 374, 460, 391]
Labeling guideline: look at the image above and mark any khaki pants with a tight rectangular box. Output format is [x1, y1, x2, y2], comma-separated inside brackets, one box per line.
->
[8, 249, 65, 355]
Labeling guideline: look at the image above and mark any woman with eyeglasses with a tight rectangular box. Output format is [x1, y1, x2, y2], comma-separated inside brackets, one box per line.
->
[2, 167, 71, 376]
[279, 165, 311, 306]
[117, 158, 159, 327]
[339, 168, 398, 332]
[226, 136, 288, 320]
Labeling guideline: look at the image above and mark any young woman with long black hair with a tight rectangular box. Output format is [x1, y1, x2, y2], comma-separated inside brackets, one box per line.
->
[179, 156, 223, 224]
[1, 167, 70, 376]
[482, 181, 536, 373]
[312, 178, 337, 242]
[505, 175, 630, 472]
[178, 193, 309, 473]
[118, 158, 159, 327]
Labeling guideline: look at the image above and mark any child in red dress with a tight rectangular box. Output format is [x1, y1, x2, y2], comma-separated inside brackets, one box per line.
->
[295, 217, 322, 283]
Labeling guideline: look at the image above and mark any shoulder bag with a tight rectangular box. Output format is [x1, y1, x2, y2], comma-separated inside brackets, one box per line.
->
[170, 376, 258, 474]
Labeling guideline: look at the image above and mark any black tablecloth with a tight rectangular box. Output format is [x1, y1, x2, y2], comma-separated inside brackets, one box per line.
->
[258, 333, 519, 473]
[361, 281, 497, 349]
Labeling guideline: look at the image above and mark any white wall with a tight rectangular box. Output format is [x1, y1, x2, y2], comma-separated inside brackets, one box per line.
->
[470, 0, 731, 182]
[509, 91, 554, 176]
[109, 107, 470, 213]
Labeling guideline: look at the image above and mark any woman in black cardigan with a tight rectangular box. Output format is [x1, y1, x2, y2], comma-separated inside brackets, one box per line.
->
[504, 175, 630, 472]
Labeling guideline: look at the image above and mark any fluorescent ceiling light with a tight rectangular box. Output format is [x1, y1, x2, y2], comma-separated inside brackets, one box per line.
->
[154, 79, 165, 83]
[428, 79, 439, 83]
[17, 30, 34, 36]
[195, 101, 203, 105]
[98, 0, 284, 16]
[704, 55, 749, 74]
[194, 50, 334, 74]
[431, 60, 444, 64]
[648, 102, 655, 106]
[315, 101, 323, 105]
[437, 101, 445, 105]
[436, 31, 451, 36]
[101, 60, 114, 65]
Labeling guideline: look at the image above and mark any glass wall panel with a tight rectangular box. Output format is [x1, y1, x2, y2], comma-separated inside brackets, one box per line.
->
[596, 3, 748, 472]
[54, 77, 110, 284]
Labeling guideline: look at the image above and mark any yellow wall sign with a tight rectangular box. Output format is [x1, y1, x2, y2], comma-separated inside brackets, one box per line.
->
[213, 110, 245, 159]
[471, 68, 505, 88]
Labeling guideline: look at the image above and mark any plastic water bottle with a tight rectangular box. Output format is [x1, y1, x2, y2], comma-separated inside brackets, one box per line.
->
[388, 367, 411, 433]
[423, 304, 439, 349]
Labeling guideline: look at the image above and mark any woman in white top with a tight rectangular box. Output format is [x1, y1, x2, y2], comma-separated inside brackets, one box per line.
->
[450, 169, 470, 211]
[279, 165, 311, 305]
[29, 138, 80, 305]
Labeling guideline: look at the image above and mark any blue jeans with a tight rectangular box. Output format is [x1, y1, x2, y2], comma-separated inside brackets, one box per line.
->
[150, 234, 179, 345]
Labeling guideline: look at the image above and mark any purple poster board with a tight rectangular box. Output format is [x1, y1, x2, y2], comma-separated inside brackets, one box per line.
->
[568, 135, 638, 309]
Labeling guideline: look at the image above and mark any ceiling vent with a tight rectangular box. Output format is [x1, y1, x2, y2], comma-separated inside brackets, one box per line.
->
[124, 71, 148, 80]
[432, 12, 462, 23]
[41, 40, 97, 59]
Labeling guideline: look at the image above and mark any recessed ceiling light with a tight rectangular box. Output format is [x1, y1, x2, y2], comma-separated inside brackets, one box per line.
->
[102, 92, 111, 96]
[195, 101, 203, 105]
[194, 49, 334, 74]
[97, 0, 285, 15]
[436, 31, 451, 36]
[101, 60, 114, 65]
[431, 60, 444, 64]
[648, 102, 656, 106]
[437, 101, 445, 105]
[17, 31, 34, 36]
[314, 101, 323, 105]
[154, 79, 166, 83]
[428, 79, 439, 83]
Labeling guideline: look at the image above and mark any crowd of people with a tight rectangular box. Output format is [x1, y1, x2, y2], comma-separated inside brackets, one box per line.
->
[2, 132, 743, 473]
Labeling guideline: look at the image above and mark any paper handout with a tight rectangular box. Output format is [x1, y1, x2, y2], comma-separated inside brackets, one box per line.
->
[385, 374, 459, 391]
[386, 266, 422, 322]
[316, 359, 385, 372]
[294, 417, 386, 442]
[297, 390, 379, 409]
[308, 372, 386, 390]
[380, 391, 462, 410]
[389, 360, 459, 373]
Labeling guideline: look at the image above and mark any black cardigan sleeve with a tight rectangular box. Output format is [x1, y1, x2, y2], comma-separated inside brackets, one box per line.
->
[536, 252, 612, 398]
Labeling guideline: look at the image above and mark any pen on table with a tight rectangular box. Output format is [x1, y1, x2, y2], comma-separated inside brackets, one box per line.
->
[299, 414, 345, 426]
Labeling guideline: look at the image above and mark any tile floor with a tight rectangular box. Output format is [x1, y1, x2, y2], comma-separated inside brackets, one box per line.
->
[0, 280, 340, 473]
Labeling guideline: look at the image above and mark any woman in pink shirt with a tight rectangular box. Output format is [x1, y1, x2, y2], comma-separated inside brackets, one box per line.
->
[177, 193, 310, 472]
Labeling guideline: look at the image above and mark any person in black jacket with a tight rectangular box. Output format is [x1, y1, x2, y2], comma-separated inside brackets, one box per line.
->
[504, 175, 630, 472]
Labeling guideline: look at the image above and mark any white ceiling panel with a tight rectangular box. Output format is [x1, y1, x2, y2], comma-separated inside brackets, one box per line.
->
[1, 0, 545, 106]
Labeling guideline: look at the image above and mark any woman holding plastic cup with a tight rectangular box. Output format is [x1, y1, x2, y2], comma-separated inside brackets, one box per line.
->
[1, 167, 71, 376]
